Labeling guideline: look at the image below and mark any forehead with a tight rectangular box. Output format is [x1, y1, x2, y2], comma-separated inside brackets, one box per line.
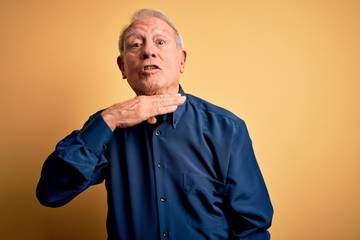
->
[125, 16, 176, 38]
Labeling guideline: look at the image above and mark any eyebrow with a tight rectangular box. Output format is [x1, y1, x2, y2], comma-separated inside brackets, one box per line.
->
[124, 31, 142, 41]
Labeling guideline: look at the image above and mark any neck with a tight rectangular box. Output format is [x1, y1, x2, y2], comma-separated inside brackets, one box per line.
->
[135, 84, 180, 96]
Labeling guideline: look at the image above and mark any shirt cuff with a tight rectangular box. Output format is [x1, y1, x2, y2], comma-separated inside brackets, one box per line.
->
[79, 113, 113, 156]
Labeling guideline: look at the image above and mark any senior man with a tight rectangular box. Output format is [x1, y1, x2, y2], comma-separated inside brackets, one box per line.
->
[37, 9, 273, 240]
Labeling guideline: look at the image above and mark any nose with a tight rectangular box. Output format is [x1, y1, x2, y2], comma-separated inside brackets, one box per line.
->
[142, 42, 157, 59]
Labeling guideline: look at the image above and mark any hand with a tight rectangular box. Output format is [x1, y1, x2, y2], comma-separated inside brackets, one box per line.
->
[101, 94, 186, 131]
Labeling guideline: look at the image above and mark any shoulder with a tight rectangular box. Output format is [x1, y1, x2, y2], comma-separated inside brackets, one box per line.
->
[185, 94, 246, 129]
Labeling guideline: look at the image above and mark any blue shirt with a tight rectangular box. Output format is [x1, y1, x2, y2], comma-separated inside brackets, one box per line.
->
[36, 87, 273, 240]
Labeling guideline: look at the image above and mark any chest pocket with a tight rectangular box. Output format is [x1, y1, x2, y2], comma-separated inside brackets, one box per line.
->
[183, 173, 229, 229]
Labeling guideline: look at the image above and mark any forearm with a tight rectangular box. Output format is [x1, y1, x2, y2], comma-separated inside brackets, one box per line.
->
[36, 114, 113, 207]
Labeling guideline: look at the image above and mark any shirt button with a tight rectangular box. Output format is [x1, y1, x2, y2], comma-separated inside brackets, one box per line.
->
[162, 231, 169, 238]
[157, 162, 164, 168]
[160, 195, 167, 202]
[155, 130, 161, 136]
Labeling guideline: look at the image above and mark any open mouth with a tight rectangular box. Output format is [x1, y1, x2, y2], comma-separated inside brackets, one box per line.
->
[143, 65, 159, 71]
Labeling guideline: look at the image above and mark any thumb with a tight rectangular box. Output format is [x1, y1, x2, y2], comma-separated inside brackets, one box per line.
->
[146, 116, 157, 124]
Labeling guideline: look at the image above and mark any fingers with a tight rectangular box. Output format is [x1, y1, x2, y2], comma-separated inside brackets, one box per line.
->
[144, 94, 186, 116]
[102, 94, 186, 130]
[143, 95, 184, 125]
[136, 94, 185, 109]
[129, 94, 185, 118]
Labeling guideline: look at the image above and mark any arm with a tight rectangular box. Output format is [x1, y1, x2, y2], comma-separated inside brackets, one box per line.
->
[36, 113, 113, 207]
[226, 121, 273, 239]
[36, 94, 186, 207]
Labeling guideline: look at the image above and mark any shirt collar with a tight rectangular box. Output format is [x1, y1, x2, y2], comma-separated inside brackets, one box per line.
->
[163, 85, 186, 129]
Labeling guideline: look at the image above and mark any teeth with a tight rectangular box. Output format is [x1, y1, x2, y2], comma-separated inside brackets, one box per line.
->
[144, 65, 157, 70]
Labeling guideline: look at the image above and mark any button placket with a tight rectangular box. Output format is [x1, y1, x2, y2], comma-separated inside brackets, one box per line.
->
[152, 124, 170, 239]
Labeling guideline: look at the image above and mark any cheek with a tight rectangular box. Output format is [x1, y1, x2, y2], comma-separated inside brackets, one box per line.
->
[124, 60, 136, 74]
[166, 55, 181, 68]
[123, 55, 138, 71]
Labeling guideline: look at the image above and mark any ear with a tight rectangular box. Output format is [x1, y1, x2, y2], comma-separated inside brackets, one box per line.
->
[179, 50, 187, 73]
[117, 55, 127, 79]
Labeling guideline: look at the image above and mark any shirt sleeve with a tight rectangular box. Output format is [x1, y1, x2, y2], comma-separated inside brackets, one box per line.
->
[226, 121, 273, 239]
[36, 112, 113, 207]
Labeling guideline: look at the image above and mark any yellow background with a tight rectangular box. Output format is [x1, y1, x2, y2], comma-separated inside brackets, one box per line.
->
[1, 0, 359, 239]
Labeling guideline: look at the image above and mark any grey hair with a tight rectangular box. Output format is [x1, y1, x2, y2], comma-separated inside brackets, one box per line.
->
[118, 9, 184, 55]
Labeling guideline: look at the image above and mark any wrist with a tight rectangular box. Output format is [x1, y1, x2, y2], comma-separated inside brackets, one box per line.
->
[101, 110, 116, 131]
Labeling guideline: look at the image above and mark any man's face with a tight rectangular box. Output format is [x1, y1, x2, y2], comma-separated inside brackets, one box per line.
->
[118, 16, 186, 95]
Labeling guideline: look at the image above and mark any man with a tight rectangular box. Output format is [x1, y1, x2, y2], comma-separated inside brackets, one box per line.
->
[37, 9, 273, 239]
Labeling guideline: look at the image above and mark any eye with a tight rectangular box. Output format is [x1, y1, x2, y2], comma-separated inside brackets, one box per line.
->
[156, 39, 166, 45]
[131, 42, 142, 48]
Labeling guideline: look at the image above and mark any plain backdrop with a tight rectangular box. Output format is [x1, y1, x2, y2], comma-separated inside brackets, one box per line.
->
[1, 0, 359, 239]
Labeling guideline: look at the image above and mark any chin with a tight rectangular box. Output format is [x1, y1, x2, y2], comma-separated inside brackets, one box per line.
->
[134, 80, 162, 95]
[132, 84, 161, 96]
[129, 77, 178, 95]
